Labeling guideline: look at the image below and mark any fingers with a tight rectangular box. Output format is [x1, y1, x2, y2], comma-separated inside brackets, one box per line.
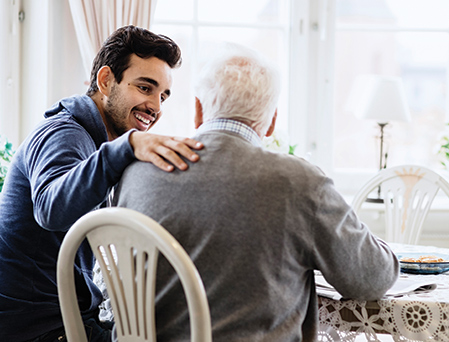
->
[129, 132, 203, 172]
[164, 138, 201, 163]
[153, 145, 189, 171]
[145, 151, 176, 172]
[172, 136, 204, 150]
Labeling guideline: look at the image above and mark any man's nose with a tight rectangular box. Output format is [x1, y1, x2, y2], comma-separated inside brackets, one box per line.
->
[145, 95, 162, 114]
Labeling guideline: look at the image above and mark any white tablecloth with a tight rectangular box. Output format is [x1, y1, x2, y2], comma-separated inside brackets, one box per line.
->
[318, 243, 449, 342]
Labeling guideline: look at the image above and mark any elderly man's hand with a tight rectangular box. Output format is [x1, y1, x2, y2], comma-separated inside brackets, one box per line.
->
[129, 131, 203, 172]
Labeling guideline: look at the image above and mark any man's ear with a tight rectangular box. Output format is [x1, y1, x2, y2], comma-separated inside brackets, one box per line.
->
[194, 97, 204, 129]
[96, 66, 114, 96]
[265, 109, 278, 137]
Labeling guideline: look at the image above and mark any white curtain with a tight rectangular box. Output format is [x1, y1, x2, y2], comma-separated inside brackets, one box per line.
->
[68, 0, 158, 81]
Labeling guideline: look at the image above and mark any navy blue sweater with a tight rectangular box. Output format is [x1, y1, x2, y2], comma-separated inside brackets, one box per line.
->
[0, 95, 135, 341]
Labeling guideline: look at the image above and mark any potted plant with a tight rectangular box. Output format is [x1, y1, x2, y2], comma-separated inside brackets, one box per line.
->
[0, 136, 14, 192]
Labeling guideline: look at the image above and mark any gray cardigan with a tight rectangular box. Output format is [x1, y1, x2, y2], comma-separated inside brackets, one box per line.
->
[114, 123, 399, 342]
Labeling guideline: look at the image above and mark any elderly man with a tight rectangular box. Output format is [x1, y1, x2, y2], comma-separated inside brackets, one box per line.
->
[113, 43, 399, 341]
[0, 26, 203, 342]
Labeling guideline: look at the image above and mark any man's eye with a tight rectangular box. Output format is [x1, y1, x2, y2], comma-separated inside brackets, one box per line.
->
[138, 86, 151, 93]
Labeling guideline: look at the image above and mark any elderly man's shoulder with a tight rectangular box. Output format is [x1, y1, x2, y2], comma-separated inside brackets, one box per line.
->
[261, 148, 324, 174]
[122, 143, 326, 185]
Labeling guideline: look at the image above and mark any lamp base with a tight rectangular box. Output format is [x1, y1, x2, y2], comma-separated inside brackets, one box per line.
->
[365, 197, 384, 204]
[365, 183, 384, 204]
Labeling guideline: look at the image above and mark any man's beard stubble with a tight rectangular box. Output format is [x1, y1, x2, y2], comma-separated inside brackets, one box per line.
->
[104, 84, 129, 138]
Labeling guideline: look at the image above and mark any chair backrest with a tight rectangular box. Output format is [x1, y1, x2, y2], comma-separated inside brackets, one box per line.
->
[57, 207, 212, 342]
[352, 165, 449, 245]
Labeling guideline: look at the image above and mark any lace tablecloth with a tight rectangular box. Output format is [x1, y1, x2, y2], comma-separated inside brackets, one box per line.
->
[317, 243, 449, 342]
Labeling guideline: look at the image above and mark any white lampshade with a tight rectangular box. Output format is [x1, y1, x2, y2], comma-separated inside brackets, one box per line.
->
[345, 74, 411, 124]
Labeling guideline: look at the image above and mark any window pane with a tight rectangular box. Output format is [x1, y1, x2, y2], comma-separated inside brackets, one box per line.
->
[154, 0, 194, 21]
[152, 0, 290, 140]
[333, 30, 448, 170]
[337, 0, 449, 29]
[150, 24, 196, 137]
[198, 0, 286, 24]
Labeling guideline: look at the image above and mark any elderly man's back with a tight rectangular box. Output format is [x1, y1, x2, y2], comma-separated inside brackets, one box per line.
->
[114, 123, 399, 342]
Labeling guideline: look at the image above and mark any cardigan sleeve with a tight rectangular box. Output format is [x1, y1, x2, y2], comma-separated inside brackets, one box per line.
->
[308, 176, 399, 300]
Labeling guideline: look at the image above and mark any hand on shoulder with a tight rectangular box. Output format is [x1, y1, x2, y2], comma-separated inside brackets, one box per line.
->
[129, 131, 203, 172]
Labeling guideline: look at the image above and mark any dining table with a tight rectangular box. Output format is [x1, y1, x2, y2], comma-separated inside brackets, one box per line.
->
[317, 243, 449, 342]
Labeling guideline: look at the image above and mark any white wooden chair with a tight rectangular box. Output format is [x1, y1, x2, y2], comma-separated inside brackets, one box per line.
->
[57, 207, 212, 342]
[352, 165, 449, 245]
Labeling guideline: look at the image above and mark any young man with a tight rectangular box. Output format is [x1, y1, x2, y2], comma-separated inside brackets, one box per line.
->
[0, 25, 202, 341]
[113, 43, 399, 341]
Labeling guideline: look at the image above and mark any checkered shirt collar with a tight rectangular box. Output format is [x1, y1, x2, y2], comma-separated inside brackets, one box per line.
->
[196, 119, 262, 147]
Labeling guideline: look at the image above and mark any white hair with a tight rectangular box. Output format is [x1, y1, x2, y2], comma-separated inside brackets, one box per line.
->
[195, 43, 281, 135]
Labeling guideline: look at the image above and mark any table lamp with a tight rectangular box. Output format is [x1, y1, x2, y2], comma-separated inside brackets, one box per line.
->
[345, 74, 411, 202]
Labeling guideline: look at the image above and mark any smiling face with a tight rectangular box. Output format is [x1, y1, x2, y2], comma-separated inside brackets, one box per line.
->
[98, 54, 173, 140]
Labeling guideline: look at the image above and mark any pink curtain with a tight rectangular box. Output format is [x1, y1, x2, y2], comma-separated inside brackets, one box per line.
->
[68, 0, 158, 80]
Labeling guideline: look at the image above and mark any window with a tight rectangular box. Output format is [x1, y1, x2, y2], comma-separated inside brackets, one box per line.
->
[6, 0, 447, 196]
[149, 0, 338, 187]
[332, 0, 449, 192]
[150, 0, 299, 142]
[150, 0, 449, 195]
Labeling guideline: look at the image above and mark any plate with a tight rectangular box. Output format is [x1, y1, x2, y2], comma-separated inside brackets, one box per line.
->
[396, 253, 449, 274]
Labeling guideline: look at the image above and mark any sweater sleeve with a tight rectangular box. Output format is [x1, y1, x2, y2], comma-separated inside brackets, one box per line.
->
[27, 123, 136, 231]
[309, 177, 399, 301]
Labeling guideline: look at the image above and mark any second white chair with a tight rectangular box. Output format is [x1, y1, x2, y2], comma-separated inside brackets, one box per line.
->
[352, 165, 449, 245]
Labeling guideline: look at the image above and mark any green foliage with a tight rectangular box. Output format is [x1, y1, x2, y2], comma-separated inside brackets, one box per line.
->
[263, 130, 298, 155]
[439, 136, 449, 167]
[288, 144, 298, 155]
[0, 137, 14, 192]
[437, 123, 449, 169]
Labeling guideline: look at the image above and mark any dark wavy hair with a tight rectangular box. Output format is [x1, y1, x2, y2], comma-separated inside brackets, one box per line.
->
[86, 25, 182, 96]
